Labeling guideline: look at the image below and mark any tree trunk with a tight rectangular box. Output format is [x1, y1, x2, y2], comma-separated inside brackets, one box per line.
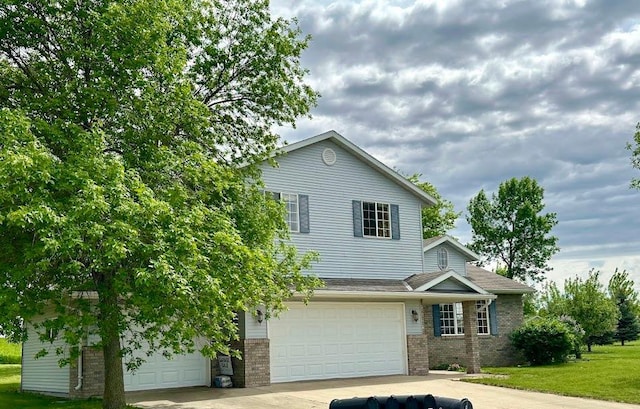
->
[99, 281, 126, 409]
[587, 342, 592, 352]
[622, 339, 625, 346]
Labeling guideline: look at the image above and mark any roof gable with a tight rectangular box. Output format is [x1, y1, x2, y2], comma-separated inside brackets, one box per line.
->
[423, 235, 480, 261]
[407, 270, 490, 295]
[277, 130, 437, 206]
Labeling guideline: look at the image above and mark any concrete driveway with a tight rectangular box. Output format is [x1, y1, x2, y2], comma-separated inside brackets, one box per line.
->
[127, 372, 640, 409]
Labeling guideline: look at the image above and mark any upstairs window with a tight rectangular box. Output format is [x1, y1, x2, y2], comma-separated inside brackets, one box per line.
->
[437, 248, 449, 270]
[362, 201, 391, 238]
[266, 191, 309, 233]
[281, 193, 299, 233]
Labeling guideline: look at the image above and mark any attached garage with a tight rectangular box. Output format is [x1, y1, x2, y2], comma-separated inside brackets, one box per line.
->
[269, 302, 407, 383]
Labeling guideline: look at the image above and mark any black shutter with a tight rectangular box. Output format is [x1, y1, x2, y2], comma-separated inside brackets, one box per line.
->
[432, 305, 442, 337]
[390, 204, 400, 240]
[299, 195, 310, 233]
[489, 301, 499, 335]
[352, 200, 363, 237]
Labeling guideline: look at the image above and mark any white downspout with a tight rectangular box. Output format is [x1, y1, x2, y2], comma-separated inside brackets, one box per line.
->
[74, 346, 83, 390]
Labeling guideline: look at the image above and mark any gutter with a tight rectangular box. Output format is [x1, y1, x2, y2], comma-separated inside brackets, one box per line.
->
[291, 290, 497, 303]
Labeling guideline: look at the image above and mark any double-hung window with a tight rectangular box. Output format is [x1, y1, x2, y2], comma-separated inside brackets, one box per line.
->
[266, 191, 310, 234]
[281, 193, 299, 233]
[362, 201, 391, 238]
[439, 301, 491, 335]
[440, 303, 464, 335]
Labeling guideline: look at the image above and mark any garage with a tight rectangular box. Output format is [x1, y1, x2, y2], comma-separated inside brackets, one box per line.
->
[269, 302, 407, 383]
[123, 342, 209, 391]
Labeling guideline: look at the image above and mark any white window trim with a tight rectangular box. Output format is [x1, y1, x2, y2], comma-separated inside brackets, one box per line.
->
[281, 193, 300, 233]
[439, 302, 491, 336]
[361, 201, 391, 239]
[437, 248, 449, 270]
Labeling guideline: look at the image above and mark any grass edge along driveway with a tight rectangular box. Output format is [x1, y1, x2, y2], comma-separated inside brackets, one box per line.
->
[463, 342, 640, 404]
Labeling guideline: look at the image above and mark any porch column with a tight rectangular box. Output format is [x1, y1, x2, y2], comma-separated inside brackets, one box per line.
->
[462, 301, 481, 374]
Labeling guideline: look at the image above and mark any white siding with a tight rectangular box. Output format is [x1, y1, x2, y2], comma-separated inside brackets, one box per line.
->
[243, 310, 268, 339]
[262, 140, 425, 280]
[423, 243, 467, 275]
[21, 325, 70, 395]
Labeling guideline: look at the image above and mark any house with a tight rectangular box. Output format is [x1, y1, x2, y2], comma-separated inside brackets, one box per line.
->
[21, 130, 533, 397]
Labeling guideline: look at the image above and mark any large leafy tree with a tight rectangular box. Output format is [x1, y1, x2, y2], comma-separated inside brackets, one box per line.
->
[541, 270, 619, 352]
[406, 174, 459, 238]
[0, 1, 319, 408]
[466, 176, 559, 282]
[629, 123, 640, 190]
[608, 269, 640, 345]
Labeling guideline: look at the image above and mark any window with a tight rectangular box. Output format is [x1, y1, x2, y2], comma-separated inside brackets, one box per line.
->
[266, 191, 309, 233]
[440, 303, 464, 335]
[437, 248, 448, 270]
[362, 201, 391, 238]
[439, 302, 491, 335]
[476, 300, 490, 335]
[281, 193, 299, 233]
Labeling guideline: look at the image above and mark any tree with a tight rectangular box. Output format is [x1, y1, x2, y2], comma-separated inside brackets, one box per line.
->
[0, 1, 320, 408]
[608, 269, 640, 345]
[541, 270, 618, 352]
[406, 174, 460, 238]
[466, 176, 559, 282]
[629, 123, 640, 190]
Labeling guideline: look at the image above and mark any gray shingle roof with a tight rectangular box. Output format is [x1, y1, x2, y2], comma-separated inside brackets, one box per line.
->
[319, 278, 410, 292]
[465, 264, 535, 294]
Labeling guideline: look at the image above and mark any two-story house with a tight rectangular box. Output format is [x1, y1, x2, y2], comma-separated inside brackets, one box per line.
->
[21, 130, 533, 397]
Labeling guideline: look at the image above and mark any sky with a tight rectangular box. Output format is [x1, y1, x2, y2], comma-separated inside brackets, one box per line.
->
[269, 0, 640, 290]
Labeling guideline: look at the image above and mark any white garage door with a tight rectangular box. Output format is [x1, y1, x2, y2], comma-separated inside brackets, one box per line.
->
[269, 302, 407, 383]
[123, 344, 209, 391]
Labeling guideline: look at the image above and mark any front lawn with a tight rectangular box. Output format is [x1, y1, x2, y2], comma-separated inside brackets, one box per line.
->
[464, 342, 640, 404]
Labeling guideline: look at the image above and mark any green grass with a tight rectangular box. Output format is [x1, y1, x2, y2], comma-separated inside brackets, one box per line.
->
[0, 338, 22, 364]
[464, 342, 640, 403]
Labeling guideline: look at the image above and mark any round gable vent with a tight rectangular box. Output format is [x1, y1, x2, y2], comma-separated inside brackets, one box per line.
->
[322, 148, 337, 166]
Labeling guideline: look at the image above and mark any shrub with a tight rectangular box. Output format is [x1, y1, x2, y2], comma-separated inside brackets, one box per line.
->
[510, 316, 576, 365]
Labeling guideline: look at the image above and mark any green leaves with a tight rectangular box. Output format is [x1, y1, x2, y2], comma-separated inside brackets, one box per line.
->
[1, 1, 318, 406]
[406, 173, 459, 238]
[629, 123, 640, 190]
[466, 176, 559, 282]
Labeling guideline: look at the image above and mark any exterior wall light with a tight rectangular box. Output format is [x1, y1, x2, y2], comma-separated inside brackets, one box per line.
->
[411, 309, 419, 322]
[256, 309, 264, 324]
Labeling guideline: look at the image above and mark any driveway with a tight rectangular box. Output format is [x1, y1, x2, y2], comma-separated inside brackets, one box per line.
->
[127, 372, 640, 409]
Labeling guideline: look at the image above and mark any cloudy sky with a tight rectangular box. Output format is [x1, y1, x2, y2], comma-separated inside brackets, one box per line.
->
[270, 0, 640, 289]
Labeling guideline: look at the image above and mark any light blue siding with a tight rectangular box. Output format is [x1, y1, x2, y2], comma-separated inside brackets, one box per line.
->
[423, 243, 467, 275]
[21, 324, 70, 395]
[404, 301, 423, 335]
[261, 140, 425, 280]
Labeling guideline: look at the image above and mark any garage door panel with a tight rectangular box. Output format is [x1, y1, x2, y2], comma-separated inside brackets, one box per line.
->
[269, 302, 407, 383]
[122, 336, 209, 391]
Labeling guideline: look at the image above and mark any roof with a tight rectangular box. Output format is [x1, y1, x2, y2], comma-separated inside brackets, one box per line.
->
[465, 264, 535, 294]
[277, 130, 437, 206]
[422, 235, 480, 261]
[320, 278, 410, 292]
[405, 270, 490, 295]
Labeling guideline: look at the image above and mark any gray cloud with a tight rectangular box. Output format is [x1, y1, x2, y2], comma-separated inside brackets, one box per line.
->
[272, 0, 640, 283]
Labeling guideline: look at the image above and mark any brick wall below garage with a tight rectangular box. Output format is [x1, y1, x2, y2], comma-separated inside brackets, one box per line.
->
[228, 338, 270, 387]
[424, 295, 525, 368]
[69, 346, 104, 399]
[406, 334, 429, 376]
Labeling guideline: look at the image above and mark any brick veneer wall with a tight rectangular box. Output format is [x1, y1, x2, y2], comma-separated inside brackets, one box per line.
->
[69, 346, 104, 399]
[424, 295, 525, 368]
[406, 334, 429, 376]
[228, 338, 270, 388]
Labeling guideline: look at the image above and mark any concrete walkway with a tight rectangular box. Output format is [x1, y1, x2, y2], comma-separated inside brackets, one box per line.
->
[127, 372, 640, 409]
